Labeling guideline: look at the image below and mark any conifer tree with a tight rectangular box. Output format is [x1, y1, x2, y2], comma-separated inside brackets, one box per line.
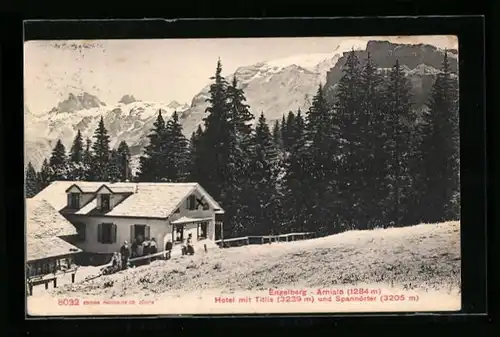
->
[283, 111, 297, 151]
[201, 59, 233, 200]
[188, 125, 205, 183]
[107, 149, 122, 182]
[305, 84, 341, 233]
[162, 111, 190, 182]
[137, 110, 166, 182]
[68, 130, 86, 180]
[117, 141, 132, 181]
[415, 51, 459, 222]
[334, 49, 363, 227]
[358, 52, 389, 228]
[283, 110, 311, 232]
[384, 59, 416, 226]
[25, 162, 40, 197]
[91, 117, 111, 181]
[248, 113, 281, 235]
[49, 139, 68, 180]
[82, 138, 94, 180]
[227, 76, 254, 138]
[70, 130, 84, 163]
[38, 158, 52, 188]
[272, 119, 282, 149]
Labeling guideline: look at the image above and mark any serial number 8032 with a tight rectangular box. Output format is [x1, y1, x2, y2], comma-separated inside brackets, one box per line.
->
[57, 298, 80, 306]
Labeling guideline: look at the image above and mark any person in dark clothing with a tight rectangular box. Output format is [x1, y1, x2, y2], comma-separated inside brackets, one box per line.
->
[165, 240, 173, 260]
[120, 241, 130, 270]
[131, 239, 138, 258]
[149, 238, 158, 261]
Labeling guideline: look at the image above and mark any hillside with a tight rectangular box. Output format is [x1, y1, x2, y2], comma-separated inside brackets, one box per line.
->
[51, 221, 459, 297]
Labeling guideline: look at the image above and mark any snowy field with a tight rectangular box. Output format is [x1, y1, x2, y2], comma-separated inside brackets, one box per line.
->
[27, 221, 461, 315]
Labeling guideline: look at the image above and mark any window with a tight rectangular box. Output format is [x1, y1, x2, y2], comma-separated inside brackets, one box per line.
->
[100, 194, 111, 212]
[187, 195, 196, 210]
[74, 222, 86, 241]
[69, 193, 80, 209]
[198, 221, 208, 239]
[98, 223, 117, 244]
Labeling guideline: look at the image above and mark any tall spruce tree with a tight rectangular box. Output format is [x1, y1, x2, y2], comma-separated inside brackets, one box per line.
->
[107, 149, 122, 182]
[272, 119, 282, 149]
[25, 162, 40, 197]
[201, 59, 232, 199]
[415, 51, 459, 222]
[334, 49, 363, 228]
[384, 59, 415, 226]
[82, 138, 94, 180]
[38, 158, 52, 188]
[161, 111, 190, 182]
[283, 110, 311, 232]
[305, 84, 341, 233]
[68, 130, 86, 180]
[70, 130, 84, 163]
[248, 113, 281, 235]
[91, 117, 111, 181]
[49, 139, 68, 180]
[188, 125, 205, 183]
[283, 111, 297, 152]
[117, 141, 132, 181]
[137, 110, 166, 182]
[358, 53, 389, 228]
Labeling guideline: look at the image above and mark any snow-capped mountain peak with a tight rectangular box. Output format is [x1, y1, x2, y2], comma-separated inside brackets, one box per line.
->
[49, 92, 106, 115]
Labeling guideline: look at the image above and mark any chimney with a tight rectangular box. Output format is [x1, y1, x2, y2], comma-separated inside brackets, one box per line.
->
[135, 184, 138, 193]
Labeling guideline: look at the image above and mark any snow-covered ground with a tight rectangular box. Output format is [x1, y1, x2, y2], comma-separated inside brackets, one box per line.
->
[27, 221, 461, 315]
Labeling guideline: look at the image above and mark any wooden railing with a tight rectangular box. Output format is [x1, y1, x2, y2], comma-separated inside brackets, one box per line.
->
[215, 232, 314, 248]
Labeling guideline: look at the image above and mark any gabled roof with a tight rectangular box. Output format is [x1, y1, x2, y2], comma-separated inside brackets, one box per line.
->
[34, 181, 224, 219]
[26, 198, 78, 239]
[27, 236, 82, 262]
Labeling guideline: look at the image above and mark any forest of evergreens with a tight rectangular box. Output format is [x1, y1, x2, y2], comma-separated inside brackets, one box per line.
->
[25, 50, 459, 238]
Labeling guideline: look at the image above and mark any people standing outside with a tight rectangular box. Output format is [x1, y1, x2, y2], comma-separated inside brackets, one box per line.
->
[120, 241, 130, 270]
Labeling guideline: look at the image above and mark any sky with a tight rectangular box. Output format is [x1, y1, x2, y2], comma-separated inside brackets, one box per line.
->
[24, 35, 458, 114]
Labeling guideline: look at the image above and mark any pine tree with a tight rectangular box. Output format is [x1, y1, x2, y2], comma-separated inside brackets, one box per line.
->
[283, 111, 297, 151]
[70, 130, 84, 163]
[272, 119, 283, 149]
[82, 138, 94, 180]
[305, 84, 342, 233]
[161, 111, 190, 182]
[384, 59, 416, 226]
[68, 130, 86, 180]
[334, 49, 363, 228]
[49, 139, 68, 180]
[415, 50, 459, 222]
[25, 162, 40, 197]
[137, 110, 166, 182]
[117, 141, 132, 181]
[91, 117, 111, 181]
[358, 53, 389, 228]
[107, 149, 122, 183]
[283, 110, 311, 233]
[38, 158, 52, 188]
[227, 76, 254, 138]
[188, 125, 205, 183]
[247, 113, 281, 235]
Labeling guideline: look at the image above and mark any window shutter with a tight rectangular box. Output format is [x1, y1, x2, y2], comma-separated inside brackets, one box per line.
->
[96, 195, 102, 209]
[97, 223, 102, 243]
[145, 225, 150, 239]
[186, 197, 189, 209]
[113, 224, 117, 243]
[67, 194, 71, 206]
[130, 225, 134, 242]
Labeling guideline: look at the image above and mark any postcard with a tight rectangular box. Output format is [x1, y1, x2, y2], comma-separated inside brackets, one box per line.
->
[24, 34, 461, 316]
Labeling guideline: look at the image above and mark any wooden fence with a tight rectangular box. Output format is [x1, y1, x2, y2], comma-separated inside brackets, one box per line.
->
[215, 232, 315, 248]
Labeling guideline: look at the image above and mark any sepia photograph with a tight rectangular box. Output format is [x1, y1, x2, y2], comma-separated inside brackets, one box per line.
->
[24, 34, 460, 316]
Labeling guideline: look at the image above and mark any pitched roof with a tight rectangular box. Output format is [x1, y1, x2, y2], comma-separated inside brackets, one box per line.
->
[26, 198, 78, 239]
[27, 236, 82, 261]
[34, 181, 224, 219]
